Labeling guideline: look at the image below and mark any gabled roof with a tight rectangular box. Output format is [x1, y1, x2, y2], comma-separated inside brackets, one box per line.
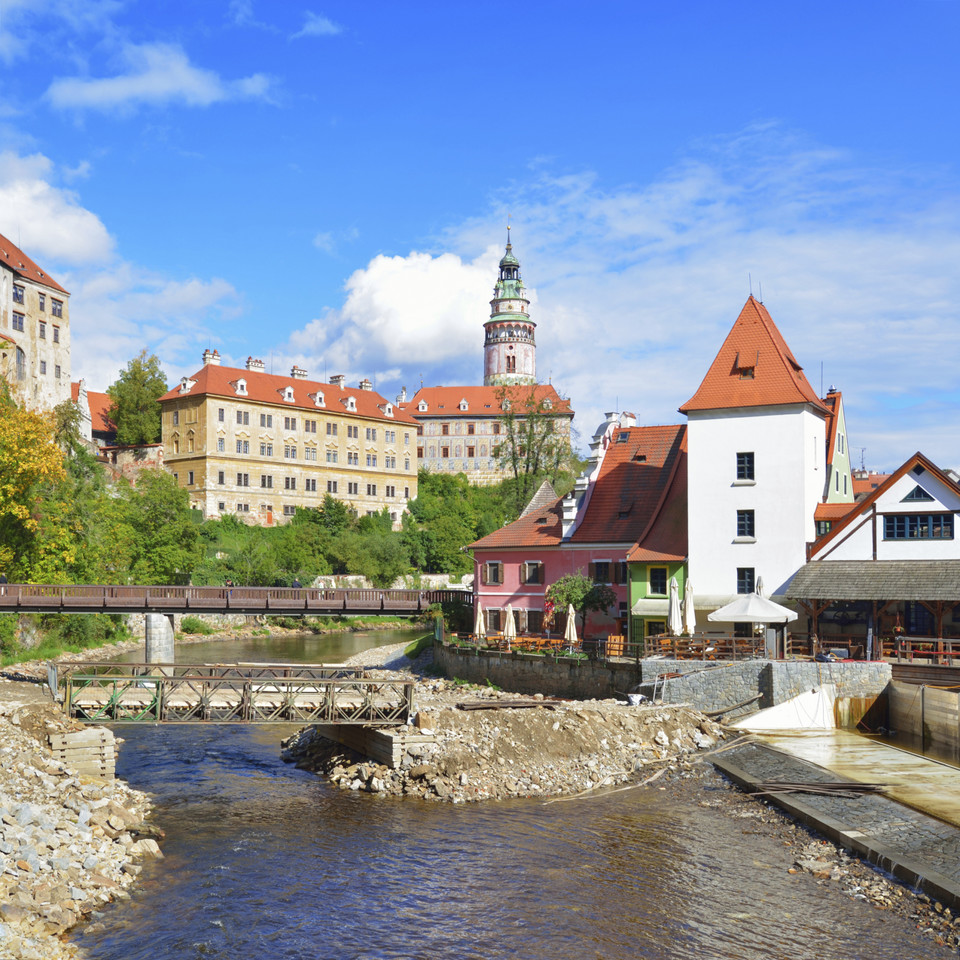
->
[88, 390, 116, 435]
[0, 231, 68, 295]
[520, 479, 558, 517]
[402, 384, 573, 417]
[822, 390, 840, 468]
[157, 364, 417, 425]
[809, 451, 960, 559]
[680, 296, 828, 414]
[570, 424, 686, 544]
[626, 447, 687, 563]
[469, 495, 565, 551]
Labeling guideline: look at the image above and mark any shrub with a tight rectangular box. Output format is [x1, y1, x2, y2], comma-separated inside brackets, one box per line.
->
[179, 615, 214, 635]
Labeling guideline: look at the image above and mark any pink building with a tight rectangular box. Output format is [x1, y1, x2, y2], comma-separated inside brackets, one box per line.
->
[470, 415, 687, 639]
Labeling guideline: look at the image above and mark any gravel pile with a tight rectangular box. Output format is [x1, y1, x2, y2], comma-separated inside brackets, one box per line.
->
[0, 701, 161, 960]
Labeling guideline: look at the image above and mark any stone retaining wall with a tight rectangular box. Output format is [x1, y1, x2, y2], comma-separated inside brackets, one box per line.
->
[434, 643, 891, 720]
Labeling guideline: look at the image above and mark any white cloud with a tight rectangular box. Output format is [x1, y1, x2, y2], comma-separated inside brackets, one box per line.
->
[0, 0, 122, 65]
[291, 12, 343, 39]
[277, 125, 960, 471]
[45, 43, 276, 112]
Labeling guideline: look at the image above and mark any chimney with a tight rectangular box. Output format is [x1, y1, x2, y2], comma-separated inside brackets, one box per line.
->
[246, 357, 265, 372]
[202, 348, 216, 366]
[619, 411, 637, 428]
[329, 374, 345, 389]
[397, 385, 408, 403]
[291, 365, 308, 380]
[359, 377, 373, 391]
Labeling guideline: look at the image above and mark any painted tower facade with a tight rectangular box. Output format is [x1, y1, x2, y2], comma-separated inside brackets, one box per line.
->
[483, 233, 536, 386]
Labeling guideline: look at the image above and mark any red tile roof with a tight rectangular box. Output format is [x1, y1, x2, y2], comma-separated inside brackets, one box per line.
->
[852, 473, 892, 497]
[402, 384, 573, 416]
[469, 495, 565, 550]
[158, 363, 417, 425]
[88, 389, 116, 434]
[0, 231, 68, 295]
[680, 297, 828, 414]
[814, 502, 859, 522]
[571, 424, 686, 544]
[626, 448, 687, 563]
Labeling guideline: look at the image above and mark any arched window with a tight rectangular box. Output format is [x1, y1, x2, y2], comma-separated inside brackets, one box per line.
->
[15, 347, 26, 381]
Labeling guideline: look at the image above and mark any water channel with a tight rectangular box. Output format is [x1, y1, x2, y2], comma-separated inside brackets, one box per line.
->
[70, 630, 945, 959]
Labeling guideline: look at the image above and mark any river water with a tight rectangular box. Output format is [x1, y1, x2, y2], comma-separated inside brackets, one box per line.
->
[70, 632, 943, 960]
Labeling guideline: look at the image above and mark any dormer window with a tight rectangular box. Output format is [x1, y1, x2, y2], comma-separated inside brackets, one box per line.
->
[311, 391, 325, 408]
[502, 399, 511, 411]
[381, 402, 394, 418]
[342, 396, 357, 412]
[178, 377, 196, 395]
[459, 399, 468, 411]
[417, 400, 428, 412]
[234, 378, 248, 396]
[281, 386, 295, 403]
[543, 398, 552, 410]
[738, 366, 755, 380]
[616, 432, 629, 443]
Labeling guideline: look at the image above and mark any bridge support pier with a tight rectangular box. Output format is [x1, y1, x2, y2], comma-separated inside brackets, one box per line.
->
[145, 613, 175, 664]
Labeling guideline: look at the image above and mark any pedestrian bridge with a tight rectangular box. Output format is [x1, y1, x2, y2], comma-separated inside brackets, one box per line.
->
[0, 584, 471, 616]
[52, 661, 414, 726]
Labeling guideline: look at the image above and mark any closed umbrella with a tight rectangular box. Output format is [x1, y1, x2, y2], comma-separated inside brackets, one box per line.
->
[683, 579, 697, 635]
[667, 577, 682, 637]
[564, 603, 578, 650]
[503, 603, 517, 651]
[474, 602, 486, 642]
[755, 576, 765, 598]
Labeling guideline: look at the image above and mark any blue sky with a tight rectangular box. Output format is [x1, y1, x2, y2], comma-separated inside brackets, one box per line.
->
[2, 1, 959, 470]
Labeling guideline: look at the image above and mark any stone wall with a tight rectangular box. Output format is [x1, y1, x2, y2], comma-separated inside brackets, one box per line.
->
[434, 643, 891, 720]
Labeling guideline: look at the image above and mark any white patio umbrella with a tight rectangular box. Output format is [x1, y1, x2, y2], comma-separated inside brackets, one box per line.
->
[503, 603, 517, 651]
[707, 593, 797, 624]
[755, 576, 765, 598]
[474, 602, 486, 642]
[667, 577, 683, 637]
[683, 579, 697, 635]
[563, 603, 578, 650]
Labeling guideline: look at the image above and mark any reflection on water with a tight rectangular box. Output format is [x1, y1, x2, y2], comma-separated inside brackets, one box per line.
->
[73, 633, 944, 960]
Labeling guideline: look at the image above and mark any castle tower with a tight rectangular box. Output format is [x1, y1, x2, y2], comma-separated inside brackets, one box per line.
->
[483, 230, 536, 386]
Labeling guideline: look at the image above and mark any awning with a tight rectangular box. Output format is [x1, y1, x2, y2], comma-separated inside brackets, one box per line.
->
[630, 598, 669, 616]
[785, 560, 960, 602]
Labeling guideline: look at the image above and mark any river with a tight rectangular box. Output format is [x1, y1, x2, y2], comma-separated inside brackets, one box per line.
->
[69, 631, 944, 960]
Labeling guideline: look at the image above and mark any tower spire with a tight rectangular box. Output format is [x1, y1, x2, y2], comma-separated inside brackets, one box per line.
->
[483, 232, 536, 386]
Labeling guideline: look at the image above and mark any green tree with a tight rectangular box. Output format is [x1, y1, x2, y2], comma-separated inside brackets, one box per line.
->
[107, 350, 168, 445]
[545, 571, 617, 635]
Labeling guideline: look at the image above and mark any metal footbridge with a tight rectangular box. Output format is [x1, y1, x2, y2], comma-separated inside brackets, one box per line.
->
[0, 584, 470, 616]
[52, 661, 415, 726]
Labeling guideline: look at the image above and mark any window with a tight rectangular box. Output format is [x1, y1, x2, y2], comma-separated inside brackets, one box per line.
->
[648, 567, 668, 595]
[326, 422, 338, 436]
[15, 348, 25, 381]
[613, 561, 628, 585]
[218, 408, 225, 422]
[902, 485, 934, 503]
[883, 514, 954, 540]
[217, 438, 225, 452]
[405, 459, 411, 471]
[591, 561, 611, 584]
[305, 478, 317, 492]
[347, 425, 359, 439]
[404, 433, 410, 445]
[261, 475, 273, 488]
[527, 610, 544, 633]
[486, 609, 502, 633]
[53, 326, 59, 343]
[506, 355, 516, 373]
[816, 520, 832, 537]
[348, 452, 359, 465]
[173, 410, 180, 426]
[284, 445, 297, 459]
[217, 471, 225, 485]
[236, 411, 249, 425]
[736, 452, 755, 481]
[441, 423, 449, 436]
[54, 365, 60, 379]
[260, 413, 273, 428]
[39, 360, 46, 374]
[285, 416, 297, 431]
[237, 473, 250, 487]
[188, 471, 194, 485]
[733, 623, 752, 638]
[304, 447, 318, 461]
[305, 419, 317, 433]
[38, 293, 45, 312]
[326, 450, 338, 463]
[737, 567, 755, 594]
[219, 502, 226, 512]
[403, 487, 409, 499]
[327, 480, 338, 493]
[236, 440, 249, 454]
[283, 505, 296, 517]
[38, 321, 46, 339]
[366, 483, 377, 496]
[51, 299, 63, 317]
[385, 456, 396, 468]
[385, 485, 396, 498]
[523, 561, 543, 585]
[482, 562, 503, 585]
[384, 430, 396, 443]
[12, 284, 23, 304]
[366, 454, 377, 467]
[467, 423, 475, 435]
[366, 427, 377, 441]
[12, 312, 23, 331]
[736, 509, 755, 538]
[417, 446, 424, 459]
[284, 477, 296, 490]
[348, 482, 359, 495]
[441, 446, 449, 458]
[416, 425, 424, 436]
[236, 503, 250, 513]
[492, 423, 501, 436]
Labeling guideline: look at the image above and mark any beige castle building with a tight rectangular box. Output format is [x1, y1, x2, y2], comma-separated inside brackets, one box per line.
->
[0, 232, 71, 411]
[158, 351, 418, 525]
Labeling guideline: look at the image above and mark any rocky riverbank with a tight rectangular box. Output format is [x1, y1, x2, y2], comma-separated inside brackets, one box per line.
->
[0, 700, 161, 960]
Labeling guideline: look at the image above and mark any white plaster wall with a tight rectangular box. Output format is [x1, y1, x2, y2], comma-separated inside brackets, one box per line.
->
[687, 405, 826, 600]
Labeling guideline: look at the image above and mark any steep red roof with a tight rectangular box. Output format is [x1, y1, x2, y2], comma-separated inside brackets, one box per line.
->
[571, 424, 686, 544]
[402, 384, 573, 417]
[469, 495, 565, 551]
[853, 473, 892, 498]
[87, 389, 116, 434]
[814, 502, 858, 522]
[626, 449, 687, 562]
[680, 297, 828, 414]
[0, 231, 68, 295]
[158, 364, 416, 425]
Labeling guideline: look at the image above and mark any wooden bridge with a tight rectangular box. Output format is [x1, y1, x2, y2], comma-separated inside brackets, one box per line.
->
[52, 661, 415, 725]
[0, 584, 470, 616]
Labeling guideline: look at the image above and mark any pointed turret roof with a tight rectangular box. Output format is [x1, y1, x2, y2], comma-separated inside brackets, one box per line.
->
[679, 296, 828, 414]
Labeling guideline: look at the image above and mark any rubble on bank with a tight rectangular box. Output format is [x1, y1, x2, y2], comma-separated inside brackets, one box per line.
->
[0, 701, 161, 960]
[282, 677, 728, 802]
